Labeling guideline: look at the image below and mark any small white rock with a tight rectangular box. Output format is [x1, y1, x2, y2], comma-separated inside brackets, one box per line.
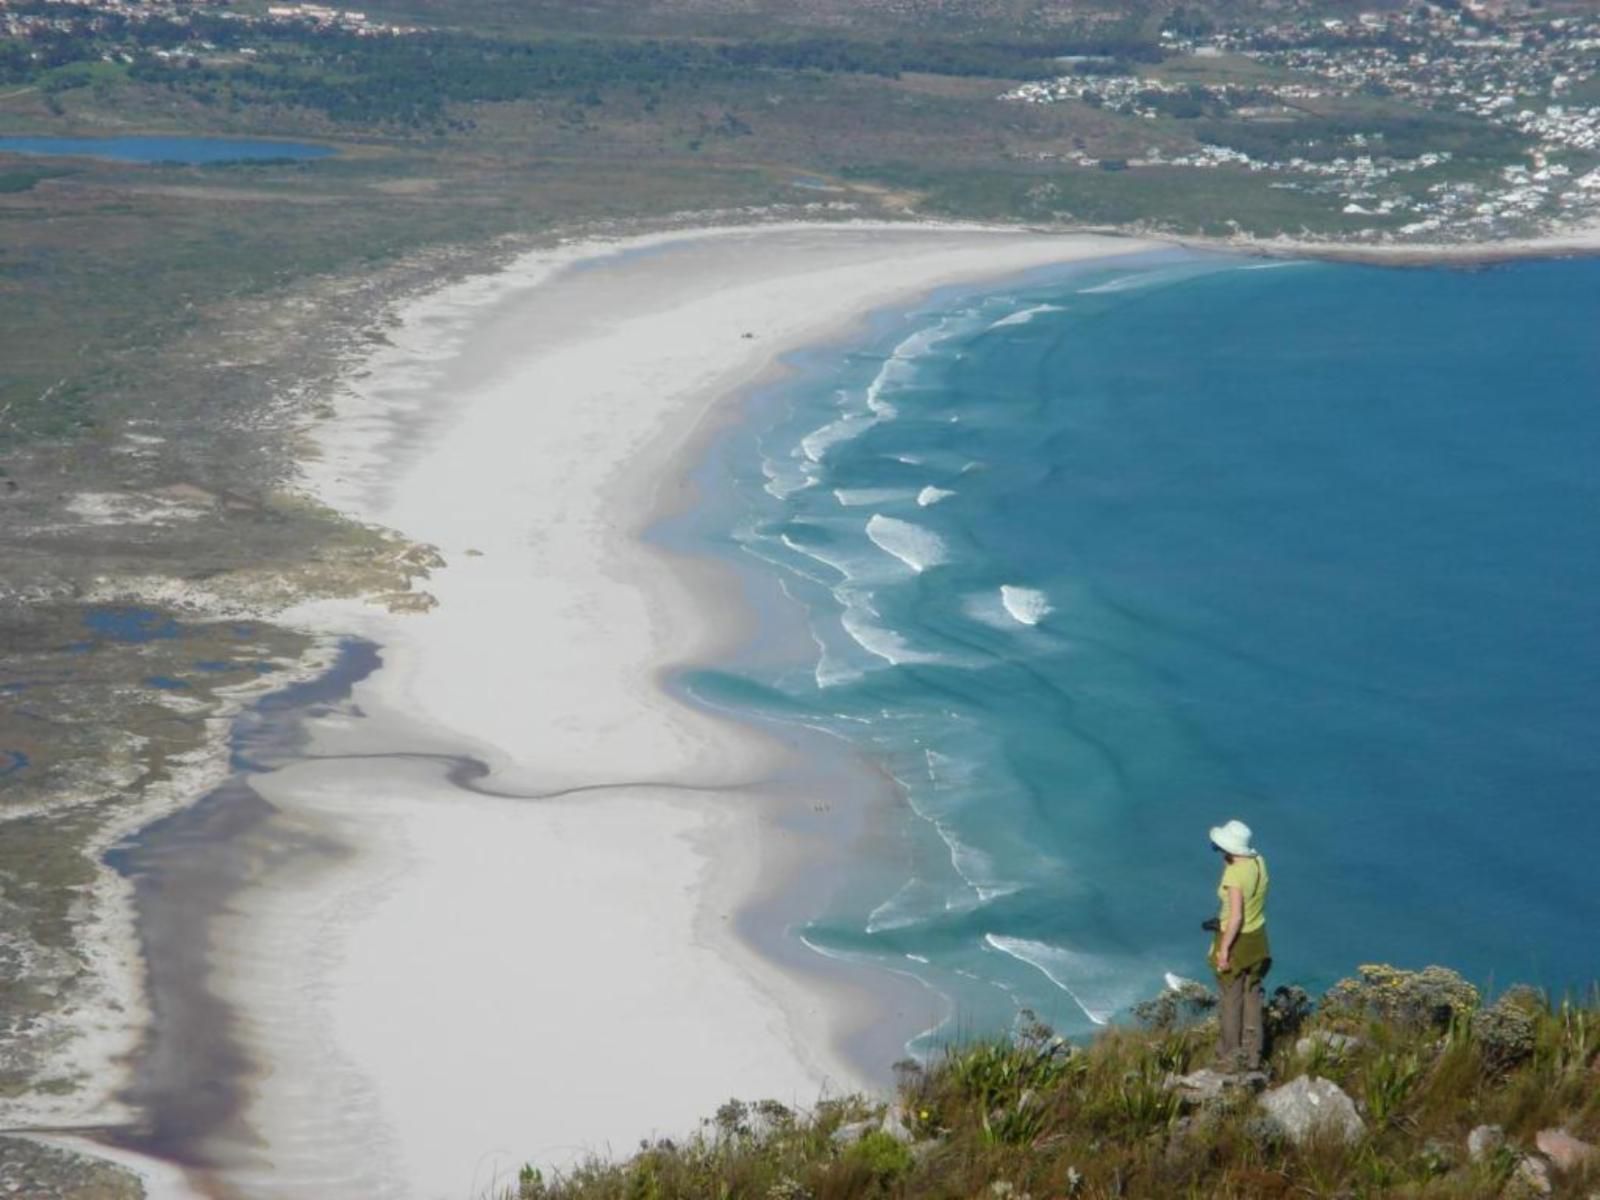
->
[1468, 1123, 1505, 1162]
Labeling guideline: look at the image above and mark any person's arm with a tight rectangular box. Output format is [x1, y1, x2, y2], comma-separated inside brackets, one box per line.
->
[1216, 885, 1244, 972]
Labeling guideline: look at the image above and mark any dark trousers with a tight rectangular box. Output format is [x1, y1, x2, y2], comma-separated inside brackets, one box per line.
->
[1215, 958, 1270, 1071]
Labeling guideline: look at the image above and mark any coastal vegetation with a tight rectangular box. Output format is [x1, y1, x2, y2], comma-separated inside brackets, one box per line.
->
[514, 967, 1600, 1199]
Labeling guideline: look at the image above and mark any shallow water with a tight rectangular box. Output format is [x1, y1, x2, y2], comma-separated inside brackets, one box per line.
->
[679, 251, 1600, 1044]
[103, 640, 381, 1166]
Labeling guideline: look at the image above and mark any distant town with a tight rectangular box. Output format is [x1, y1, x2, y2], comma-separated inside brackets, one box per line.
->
[1005, 2, 1600, 240]
[5, 0, 1600, 242]
[1, 0, 424, 45]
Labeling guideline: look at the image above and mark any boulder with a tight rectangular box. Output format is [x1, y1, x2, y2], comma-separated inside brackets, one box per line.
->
[1166, 1068, 1233, 1104]
[1535, 1129, 1595, 1173]
[1295, 1031, 1362, 1058]
[879, 1110, 915, 1145]
[1258, 1076, 1365, 1146]
[829, 1119, 874, 1148]
[1469, 1124, 1506, 1162]
[1165, 1067, 1266, 1104]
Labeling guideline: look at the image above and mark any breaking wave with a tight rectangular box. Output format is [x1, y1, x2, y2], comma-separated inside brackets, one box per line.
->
[834, 487, 916, 508]
[988, 303, 1064, 330]
[864, 321, 955, 416]
[865, 514, 948, 573]
[800, 409, 877, 464]
[983, 935, 1131, 1026]
[1000, 585, 1052, 626]
[840, 603, 945, 667]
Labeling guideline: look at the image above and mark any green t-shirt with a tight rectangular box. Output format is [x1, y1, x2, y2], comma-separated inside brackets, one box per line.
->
[1218, 855, 1269, 933]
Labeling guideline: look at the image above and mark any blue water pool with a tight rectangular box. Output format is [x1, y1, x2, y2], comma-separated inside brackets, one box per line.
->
[0, 135, 335, 164]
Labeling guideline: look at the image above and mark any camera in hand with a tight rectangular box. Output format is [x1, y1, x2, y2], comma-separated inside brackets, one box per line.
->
[1201, 917, 1222, 933]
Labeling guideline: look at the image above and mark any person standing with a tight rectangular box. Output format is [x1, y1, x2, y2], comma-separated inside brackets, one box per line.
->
[1208, 818, 1271, 1073]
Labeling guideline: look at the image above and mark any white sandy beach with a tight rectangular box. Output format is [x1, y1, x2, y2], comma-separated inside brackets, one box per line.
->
[160, 223, 1165, 1198]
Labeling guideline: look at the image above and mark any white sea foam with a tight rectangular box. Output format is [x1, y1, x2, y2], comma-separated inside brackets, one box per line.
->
[864, 321, 953, 416]
[912, 751, 1024, 900]
[777, 522, 901, 587]
[777, 533, 855, 584]
[984, 934, 1125, 1026]
[743, 528, 853, 598]
[810, 628, 864, 690]
[840, 606, 944, 666]
[1077, 274, 1148, 294]
[987, 303, 1064, 330]
[1078, 267, 1210, 295]
[1164, 971, 1203, 992]
[800, 411, 878, 464]
[916, 486, 955, 507]
[967, 878, 1021, 904]
[925, 747, 978, 792]
[905, 751, 972, 826]
[796, 933, 855, 965]
[1079, 263, 1240, 295]
[1000, 585, 1053, 626]
[834, 487, 916, 508]
[865, 514, 948, 573]
[867, 878, 947, 933]
[916, 833, 1016, 905]
[962, 588, 1049, 633]
[814, 656, 860, 690]
[761, 456, 816, 499]
[863, 370, 901, 419]
[783, 321, 964, 497]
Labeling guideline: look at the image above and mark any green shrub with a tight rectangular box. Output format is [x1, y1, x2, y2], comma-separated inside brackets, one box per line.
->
[1323, 964, 1481, 1029]
[1131, 979, 1217, 1031]
[1266, 984, 1315, 1042]
[1472, 988, 1541, 1073]
[843, 1130, 913, 1182]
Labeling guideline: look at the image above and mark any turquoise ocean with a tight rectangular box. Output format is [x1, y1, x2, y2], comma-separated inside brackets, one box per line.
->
[672, 250, 1600, 1047]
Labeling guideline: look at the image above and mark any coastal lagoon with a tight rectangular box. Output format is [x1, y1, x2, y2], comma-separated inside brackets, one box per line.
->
[0, 135, 334, 163]
[680, 251, 1600, 1046]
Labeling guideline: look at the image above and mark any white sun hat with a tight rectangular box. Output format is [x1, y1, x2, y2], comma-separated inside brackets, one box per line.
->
[1209, 819, 1257, 857]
